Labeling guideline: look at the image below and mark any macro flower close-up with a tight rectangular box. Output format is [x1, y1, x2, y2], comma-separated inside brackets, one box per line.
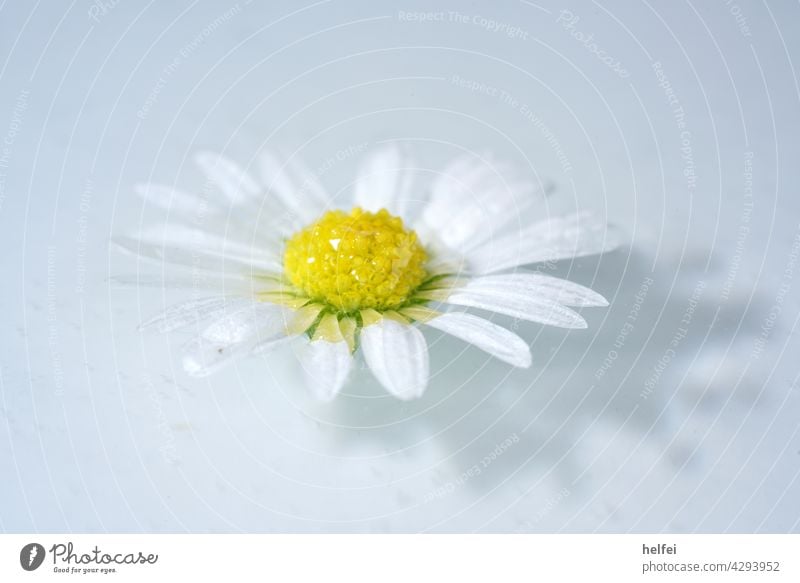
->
[7, 2, 800, 567]
[114, 146, 621, 401]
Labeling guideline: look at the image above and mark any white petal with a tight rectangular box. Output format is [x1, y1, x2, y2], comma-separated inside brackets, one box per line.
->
[463, 273, 608, 307]
[425, 312, 531, 368]
[139, 297, 250, 333]
[181, 336, 254, 377]
[257, 152, 299, 208]
[195, 152, 261, 205]
[110, 273, 252, 293]
[200, 303, 287, 344]
[418, 154, 546, 253]
[180, 304, 287, 377]
[442, 287, 587, 329]
[298, 340, 352, 401]
[258, 152, 330, 223]
[252, 334, 296, 355]
[354, 145, 413, 216]
[361, 319, 429, 400]
[136, 224, 282, 270]
[469, 211, 622, 274]
[288, 158, 330, 209]
[223, 208, 294, 249]
[111, 235, 280, 274]
[134, 182, 213, 215]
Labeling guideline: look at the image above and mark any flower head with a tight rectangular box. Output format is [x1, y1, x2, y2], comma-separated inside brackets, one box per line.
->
[283, 207, 428, 312]
[115, 146, 621, 400]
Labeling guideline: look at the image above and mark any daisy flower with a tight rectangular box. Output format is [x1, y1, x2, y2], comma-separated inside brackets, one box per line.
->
[114, 146, 620, 400]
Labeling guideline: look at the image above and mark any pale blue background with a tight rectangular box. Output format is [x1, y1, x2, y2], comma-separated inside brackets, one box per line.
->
[1, 0, 799, 532]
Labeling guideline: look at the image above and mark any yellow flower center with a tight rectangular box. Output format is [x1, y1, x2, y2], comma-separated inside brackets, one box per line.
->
[283, 208, 428, 312]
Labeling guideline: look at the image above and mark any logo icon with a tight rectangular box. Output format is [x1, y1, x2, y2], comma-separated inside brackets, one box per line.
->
[20, 543, 46, 571]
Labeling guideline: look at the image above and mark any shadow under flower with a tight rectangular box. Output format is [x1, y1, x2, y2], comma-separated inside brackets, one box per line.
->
[302, 246, 777, 531]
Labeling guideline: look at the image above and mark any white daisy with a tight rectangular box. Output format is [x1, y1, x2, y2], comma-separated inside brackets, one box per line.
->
[114, 146, 621, 401]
